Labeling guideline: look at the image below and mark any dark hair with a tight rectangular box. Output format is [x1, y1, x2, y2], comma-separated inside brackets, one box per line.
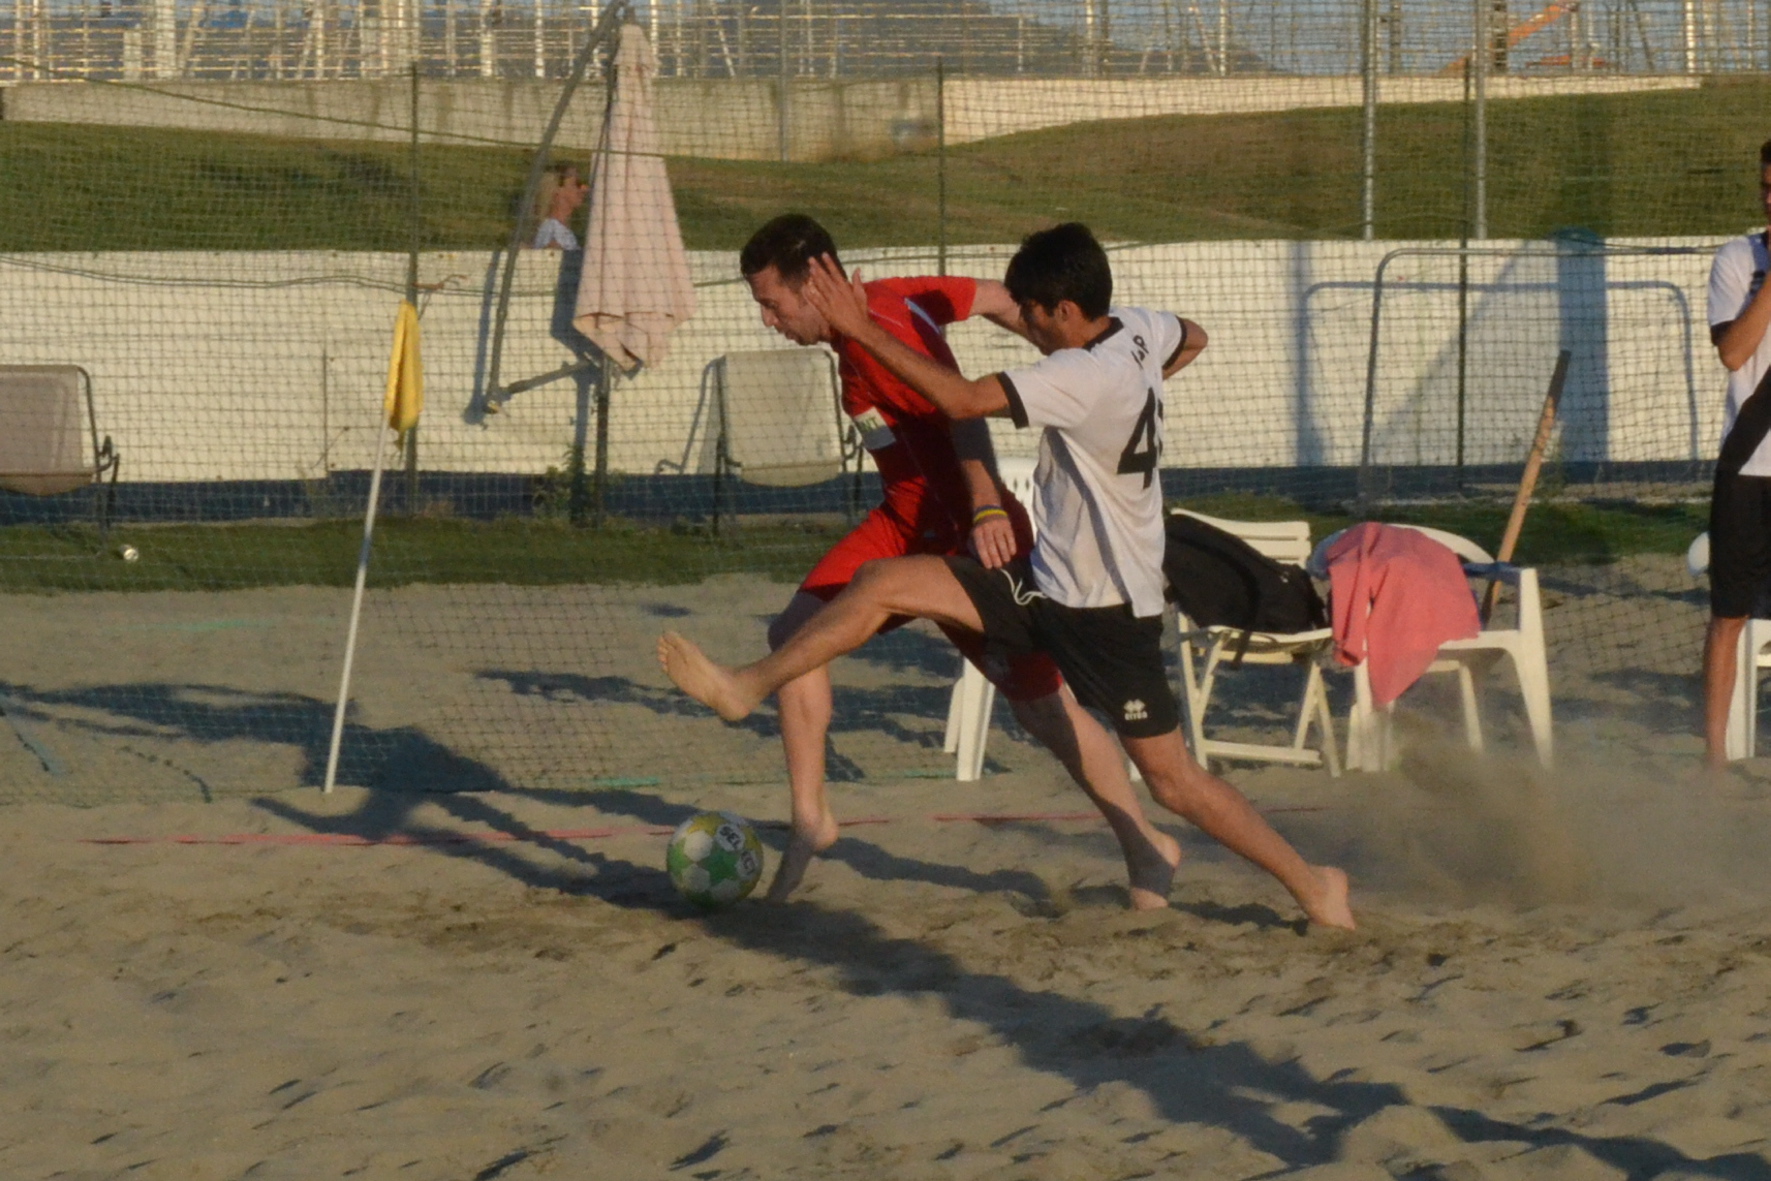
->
[1004, 222, 1112, 318]
[1760, 138, 1771, 168]
[740, 213, 840, 286]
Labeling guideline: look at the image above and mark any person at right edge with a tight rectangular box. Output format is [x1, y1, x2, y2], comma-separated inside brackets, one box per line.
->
[1704, 139, 1771, 770]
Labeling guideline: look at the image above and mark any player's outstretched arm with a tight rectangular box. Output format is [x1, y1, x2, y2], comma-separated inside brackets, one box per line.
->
[803, 255, 1009, 420]
[969, 280, 1033, 341]
[1163, 318, 1209, 378]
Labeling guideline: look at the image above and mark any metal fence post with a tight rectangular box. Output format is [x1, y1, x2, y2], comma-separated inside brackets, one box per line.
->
[778, 4, 791, 163]
[404, 62, 422, 513]
[937, 56, 948, 276]
[1457, 53, 1472, 488]
[1360, 0, 1378, 241]
[1473, 0, 1490, 240]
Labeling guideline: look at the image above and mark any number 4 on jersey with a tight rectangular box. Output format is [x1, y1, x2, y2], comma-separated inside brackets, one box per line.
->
[1117, 388, 1161, 488]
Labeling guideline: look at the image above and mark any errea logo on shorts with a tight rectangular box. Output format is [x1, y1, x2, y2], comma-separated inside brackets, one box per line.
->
[1122, 699, 1148, 722]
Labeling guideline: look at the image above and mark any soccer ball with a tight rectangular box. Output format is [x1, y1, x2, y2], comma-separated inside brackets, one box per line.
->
[666, 811, 764, 908]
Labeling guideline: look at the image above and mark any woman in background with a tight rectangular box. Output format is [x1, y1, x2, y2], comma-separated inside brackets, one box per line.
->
[530, 162, 587, 250]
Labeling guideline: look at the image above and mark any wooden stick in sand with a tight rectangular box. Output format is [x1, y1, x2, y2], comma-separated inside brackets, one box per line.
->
[1483, 348, 1570, 619]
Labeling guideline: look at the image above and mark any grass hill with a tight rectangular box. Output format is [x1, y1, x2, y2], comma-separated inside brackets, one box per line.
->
[2, 79, 1766, 253]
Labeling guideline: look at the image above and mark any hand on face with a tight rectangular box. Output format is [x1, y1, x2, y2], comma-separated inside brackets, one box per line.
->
[800, 254, 871, 340]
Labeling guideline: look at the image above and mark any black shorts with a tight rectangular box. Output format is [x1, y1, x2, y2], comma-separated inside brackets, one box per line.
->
[1709, 471, 1771, 618]
[944, 556, 1180, 738]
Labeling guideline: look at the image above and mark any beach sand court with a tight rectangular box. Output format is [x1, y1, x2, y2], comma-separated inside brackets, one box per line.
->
[3, 564, 1770, 1177]
[4, 759, 1771, 1178]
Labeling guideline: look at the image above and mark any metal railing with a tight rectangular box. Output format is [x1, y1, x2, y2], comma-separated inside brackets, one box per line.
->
[4, 0, 1767, 83]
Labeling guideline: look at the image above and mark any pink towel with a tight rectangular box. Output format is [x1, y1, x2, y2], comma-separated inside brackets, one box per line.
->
[1326, 523, 1480, 707]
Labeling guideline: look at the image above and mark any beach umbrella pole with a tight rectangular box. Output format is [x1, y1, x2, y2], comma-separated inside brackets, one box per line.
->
[592, 357, 612, 527]
[323, 422, 395, 794]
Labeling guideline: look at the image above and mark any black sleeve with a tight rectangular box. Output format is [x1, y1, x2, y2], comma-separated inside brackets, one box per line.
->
[998, 373, 1029, 429]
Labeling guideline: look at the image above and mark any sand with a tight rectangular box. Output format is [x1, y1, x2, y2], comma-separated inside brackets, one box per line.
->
[6, 753, 1771, 1178]
[5, 560, 1771, 1177]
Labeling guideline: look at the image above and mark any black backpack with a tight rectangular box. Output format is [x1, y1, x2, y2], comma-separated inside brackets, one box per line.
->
[1163, 514, 1328, 664]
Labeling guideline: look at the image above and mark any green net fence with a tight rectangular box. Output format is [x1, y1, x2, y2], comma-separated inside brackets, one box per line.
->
[0, 0, 1764, 802]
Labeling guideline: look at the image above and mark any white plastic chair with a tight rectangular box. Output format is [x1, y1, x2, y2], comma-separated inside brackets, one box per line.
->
[1686, 532, 1771, 760]
[1171, 510, 1340, 776]
[943, 455, 1037, 780]
[1322, 525, 1554, 771]
[0, 364, 120, 537]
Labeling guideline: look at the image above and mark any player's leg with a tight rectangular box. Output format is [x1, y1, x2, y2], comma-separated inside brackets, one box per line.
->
[766, 591, 842, 901]
[1123, 728, 1352, 929]
[1006, 688, 1182, 910]
[938, 619, 1182, 910]
[758, 510, 926, 901]
[660, 555, 984, 721]
[1704, 615, 1749, 768]
[1027, 599, 1354, 930]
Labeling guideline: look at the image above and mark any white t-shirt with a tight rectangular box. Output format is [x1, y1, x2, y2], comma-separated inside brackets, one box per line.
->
[998, 306, 1187, 618]
[1707, 232, 1771, 475]
[532, 218, 580, 251]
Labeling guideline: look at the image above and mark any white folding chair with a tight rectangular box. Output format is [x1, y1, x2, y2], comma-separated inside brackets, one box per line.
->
[0, 365, 120, 538]
[943, 455, 1036, 780]
[1171, 510, 1340, 776]
[704, 349, 854, 532]
[1324, 525, 1553, 771]
[1686, 532, 1771, 760]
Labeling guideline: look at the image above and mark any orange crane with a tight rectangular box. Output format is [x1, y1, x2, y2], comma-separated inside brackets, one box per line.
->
[1437, 1, 1590, 75]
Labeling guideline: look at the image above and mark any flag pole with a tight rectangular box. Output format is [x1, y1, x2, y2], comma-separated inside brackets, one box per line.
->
[323, 421, 395, 794]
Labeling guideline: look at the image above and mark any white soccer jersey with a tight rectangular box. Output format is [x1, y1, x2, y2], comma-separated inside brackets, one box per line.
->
[1708, 233, 1771, 475]
[998, 306, 1188, 618]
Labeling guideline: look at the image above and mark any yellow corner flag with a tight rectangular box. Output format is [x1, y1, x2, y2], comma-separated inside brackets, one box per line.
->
[383, 299, 424, 435]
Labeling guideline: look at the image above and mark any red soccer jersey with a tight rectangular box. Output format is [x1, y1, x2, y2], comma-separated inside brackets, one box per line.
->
[835, 276, 980, 541]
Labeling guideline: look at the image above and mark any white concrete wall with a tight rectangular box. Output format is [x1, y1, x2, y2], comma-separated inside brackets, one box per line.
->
[0, 236, 1728, 488]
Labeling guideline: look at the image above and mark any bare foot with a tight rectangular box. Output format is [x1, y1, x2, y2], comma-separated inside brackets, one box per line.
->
[1697, 760, 1764, 800]
[1301, 865, 1356, 930]
[765, 810, 841, 902]
[657, 631, 761, 722]
[1125, 828, 1183, 911]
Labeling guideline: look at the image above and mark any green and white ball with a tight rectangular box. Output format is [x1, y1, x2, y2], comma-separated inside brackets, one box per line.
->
[666, 811, 764, 907]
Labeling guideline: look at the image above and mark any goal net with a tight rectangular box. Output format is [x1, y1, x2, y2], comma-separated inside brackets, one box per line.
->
[1, 0, 1762, 801]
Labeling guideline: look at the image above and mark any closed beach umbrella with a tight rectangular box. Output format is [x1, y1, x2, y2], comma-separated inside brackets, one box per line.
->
[573, 22, 697, 369]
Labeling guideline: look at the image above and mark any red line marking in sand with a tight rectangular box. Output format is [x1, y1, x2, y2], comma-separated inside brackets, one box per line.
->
[80, 806, 1323, 848]
[83, 826, 673, 848]
[932, 806, 1327, 826]
[753, 817, 893, 830]
[929, 810, 1103, 824]
[79, 817, 901, 848]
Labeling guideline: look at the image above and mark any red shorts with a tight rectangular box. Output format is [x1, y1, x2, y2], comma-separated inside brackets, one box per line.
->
[798, 505, 1064, 703]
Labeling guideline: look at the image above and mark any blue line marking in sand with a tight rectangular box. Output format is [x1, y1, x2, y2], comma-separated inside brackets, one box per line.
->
[0, 693, 66, 777]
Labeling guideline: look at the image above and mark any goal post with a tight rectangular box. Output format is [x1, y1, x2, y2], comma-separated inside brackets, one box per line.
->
[1357, 241, 1716, 513]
